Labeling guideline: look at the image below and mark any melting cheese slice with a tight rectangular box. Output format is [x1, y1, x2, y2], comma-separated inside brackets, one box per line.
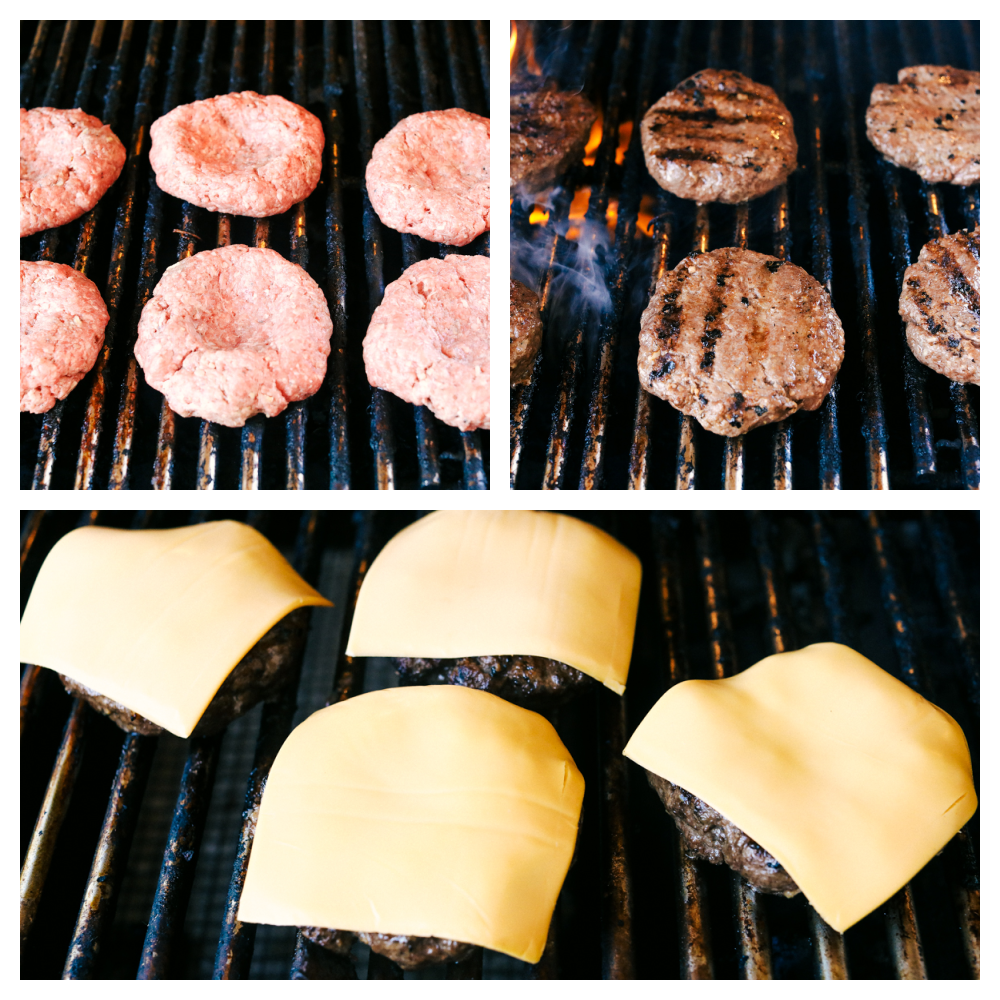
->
[623, 643, 977, 933]
[19, 521, 331, 738]
[345, 510, 642, 694]
[238, 685, 585, 962]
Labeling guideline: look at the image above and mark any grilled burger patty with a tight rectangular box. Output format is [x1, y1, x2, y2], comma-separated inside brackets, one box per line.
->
[641, 69, 797, 204]
[646, 772, 799, 896]
[396, 655, 594, 705]
[510, 278, 543, 383]
[637, 247, 844, 437]
[899, 225, 979, 385]
[300, 927, 475, 970]
[510, 80, 597, 194]
[60, 609, 309, 737]
[866, 65, 980, 185]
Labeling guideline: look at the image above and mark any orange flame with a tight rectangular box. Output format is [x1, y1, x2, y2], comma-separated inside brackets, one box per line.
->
[510, 23, 516, 65]
[606, 199, 619, 237]
[637, 194, 657, 237]
[582, 112, 602, 166]
[615, 121, 633, 166]
[529, 207, 549, 225]
[564, 186, 591, 241]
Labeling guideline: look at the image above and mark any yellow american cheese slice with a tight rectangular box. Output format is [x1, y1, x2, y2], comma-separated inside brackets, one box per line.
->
[19, 521, 332, 739]
[238, 685, 584, 963]
[623, 643, 977, 933]
[345, 510, 642, 694]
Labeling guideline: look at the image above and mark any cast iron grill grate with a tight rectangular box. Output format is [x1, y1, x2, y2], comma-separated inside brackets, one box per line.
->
[20, 20, 490, 490]
[509, 21, 979, 490]
[21, 510, 979, 978]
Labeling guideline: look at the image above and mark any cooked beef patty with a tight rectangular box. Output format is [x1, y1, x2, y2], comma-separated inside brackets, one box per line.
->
[510, 80, 597, 194]
[641, 69, 797, 205]
[637, 247, 844, 437]
[396, 655, 594, 705]
[60, 608, 310, 737]
[300, 927, 475, 970]
[866, 65, 980, 185]
[899, 225, 979, 385]
[510, 278, 543, 383]
[647, 772, 799, 896]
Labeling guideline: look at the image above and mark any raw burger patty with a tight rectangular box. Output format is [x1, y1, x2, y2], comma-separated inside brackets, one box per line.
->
[149, 91, 324, 216]
[866, 66, 980, 185]
[20, 260, 109, 413]
[135, 244, 332, 427]
[510, 81, 597, 193]
[366, 108, 489, 246]
[637, 248, 844, 436]
[21, 107, 126, 237]
[510, 278, 542, 382]
[641, 69, 797, 204]
[363, 254, 490, 431]
[646, 772, 799, 897]
[899, 226, 979, 384]
[300, 927, 475, 970]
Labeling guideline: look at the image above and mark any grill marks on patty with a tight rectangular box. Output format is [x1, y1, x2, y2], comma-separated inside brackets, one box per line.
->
[641, 69, 798, 204]
[899, 226, 980, 385]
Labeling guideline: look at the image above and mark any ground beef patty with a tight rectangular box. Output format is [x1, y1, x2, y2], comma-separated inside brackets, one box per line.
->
[366, 109, 489, 246]
[899, 226, 979, 385]
[510, 278, 543, 383]
[396, 655, 593, 706]
[21, 107, 126, 237]
[60, 609, 310, 737]
[363, 254, 489, 431]
[20, 260, 109, 414]
[135, 244, 332, 427]
[149, 91, 324, 217]
[647, 772, 799, 896]
[866, 66, 980, 186]
[510, 80, 597, 194]
[300, 927, 475, 970]
[637, 248, 844, 436]
[641, 69, 797, 204]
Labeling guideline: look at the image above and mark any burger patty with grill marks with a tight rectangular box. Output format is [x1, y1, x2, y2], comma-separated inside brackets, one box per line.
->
[300, 927, 475, 970]
[637, 247, 844, 437]
[646, 772, 799, 896]
[510, 278, 543, 383]
[510, 80, 597, 194]
[60, 609, 310, 737]
[899, 225, 979, 385]
[396, 655, 594, 705]
[866, 65, 979, 185]
[641, 69, 798, 204]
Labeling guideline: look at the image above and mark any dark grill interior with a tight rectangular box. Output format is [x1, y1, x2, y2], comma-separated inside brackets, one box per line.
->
[21, 510, 979, 979]
[510, 20, 979, 490]
[20, 20, 490, 490]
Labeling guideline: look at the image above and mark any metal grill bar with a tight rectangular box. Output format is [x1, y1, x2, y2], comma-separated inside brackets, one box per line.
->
[41, 20, 77, 105]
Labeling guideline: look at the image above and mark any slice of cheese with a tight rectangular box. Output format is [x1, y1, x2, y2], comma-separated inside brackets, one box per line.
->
[345, 510, 642, 694]
[238, 685, 585, 963]
[19, 521, 332, 738]
[623, 643, 977, 933]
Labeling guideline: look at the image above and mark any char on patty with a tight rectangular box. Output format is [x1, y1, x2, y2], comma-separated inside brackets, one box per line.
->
[511, 79, 597, 194]
[300, 926, 475, 970]
[396, 655, 594, 705]
[510, 278, 543, 383]
[637, 247, 844, 437]
[647, 772, 799, 896]
[60, 609, 310, 737]
[899, 225, 979, 384]
[641, 69, 797, 204]
[866, 65, 979, 185]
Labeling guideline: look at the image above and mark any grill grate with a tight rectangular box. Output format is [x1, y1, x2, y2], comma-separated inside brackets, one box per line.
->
[21, 510, 978, 979]
[21, 21, 490, 490]
[509, 21, 979, 490]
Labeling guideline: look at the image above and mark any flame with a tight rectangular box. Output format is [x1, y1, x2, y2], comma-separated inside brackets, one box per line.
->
[615, 121, 633, 166]
[606, 199, 619, 237]
[529, 207, 549, 225]
[637, 194, 657, 237]
[510, 23, 516, 65]
[582, 112, 602, 166]
[564, 186, 591, 241]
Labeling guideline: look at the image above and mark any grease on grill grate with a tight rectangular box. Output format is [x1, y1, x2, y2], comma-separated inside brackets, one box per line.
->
[20, 21, 490, 490]
[509, 21, 979, 490]
[20, 510, 979, 979]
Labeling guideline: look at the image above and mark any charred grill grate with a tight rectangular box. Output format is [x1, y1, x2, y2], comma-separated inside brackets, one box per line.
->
[510, 21, 979, 490]
[21, 510, 979, 979]
[20, 21, 490, 490]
